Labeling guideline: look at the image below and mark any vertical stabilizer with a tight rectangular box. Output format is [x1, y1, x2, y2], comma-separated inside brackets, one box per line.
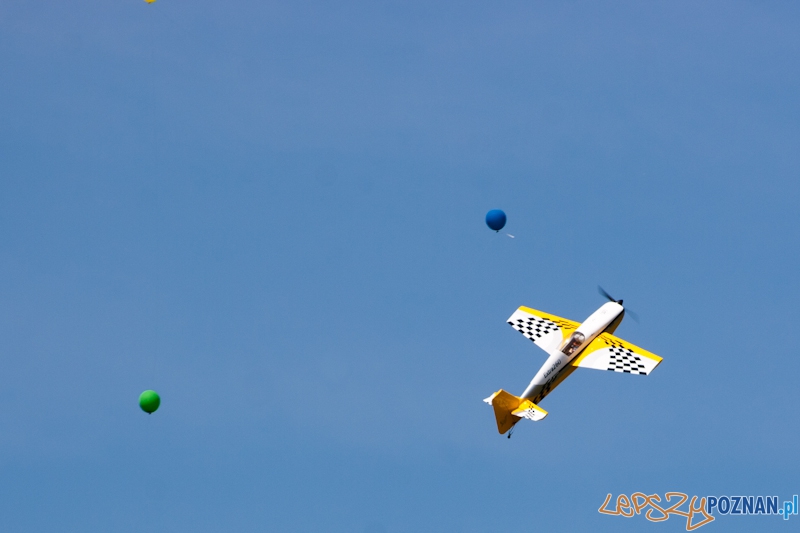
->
[483, 390, 548, 434]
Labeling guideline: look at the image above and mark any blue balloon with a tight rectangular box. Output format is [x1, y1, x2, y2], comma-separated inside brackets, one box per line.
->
[485, 209, 507, 231]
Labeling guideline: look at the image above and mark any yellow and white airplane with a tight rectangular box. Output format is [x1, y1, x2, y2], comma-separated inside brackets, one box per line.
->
[484, 289, 662, 436]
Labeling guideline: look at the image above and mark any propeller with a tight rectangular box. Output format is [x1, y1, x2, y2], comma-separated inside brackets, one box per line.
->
[598, 286, 639, 323]
[598, 286, 620, 304]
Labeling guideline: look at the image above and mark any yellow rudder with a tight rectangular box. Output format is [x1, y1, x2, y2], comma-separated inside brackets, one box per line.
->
[483, 390, 549, 434]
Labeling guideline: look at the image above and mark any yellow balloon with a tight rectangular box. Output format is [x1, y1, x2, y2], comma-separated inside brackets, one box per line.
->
[144, 0, 156, 3]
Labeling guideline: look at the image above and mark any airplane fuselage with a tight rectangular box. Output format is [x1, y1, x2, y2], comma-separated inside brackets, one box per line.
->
[521, 302, 624, 403]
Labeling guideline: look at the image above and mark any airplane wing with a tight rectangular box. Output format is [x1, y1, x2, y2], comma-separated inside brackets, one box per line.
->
[507, 306, 580, 356]
[570, 332, 662, 375]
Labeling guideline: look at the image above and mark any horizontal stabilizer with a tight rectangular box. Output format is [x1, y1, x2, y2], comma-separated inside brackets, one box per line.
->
[484, 389, 548, 434]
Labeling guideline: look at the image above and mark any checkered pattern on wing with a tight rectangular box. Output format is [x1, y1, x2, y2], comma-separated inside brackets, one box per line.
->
[508, 316, 560, 343]
[606, 346, 647, 375]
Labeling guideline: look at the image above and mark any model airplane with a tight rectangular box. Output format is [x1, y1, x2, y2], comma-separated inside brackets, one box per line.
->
[485, 288, 662, 436]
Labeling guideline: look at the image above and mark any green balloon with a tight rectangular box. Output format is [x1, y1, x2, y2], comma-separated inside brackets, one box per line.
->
[139, 390, 161, 414]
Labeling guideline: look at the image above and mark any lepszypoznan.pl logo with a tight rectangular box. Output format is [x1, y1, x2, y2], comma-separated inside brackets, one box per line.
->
[599, 492, 798, 531]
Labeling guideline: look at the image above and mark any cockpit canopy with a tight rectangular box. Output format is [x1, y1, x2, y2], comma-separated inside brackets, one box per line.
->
[561, 332, 586, 356]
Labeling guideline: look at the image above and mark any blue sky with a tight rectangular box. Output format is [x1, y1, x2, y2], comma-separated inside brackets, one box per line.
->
[1, 1, 799, 531]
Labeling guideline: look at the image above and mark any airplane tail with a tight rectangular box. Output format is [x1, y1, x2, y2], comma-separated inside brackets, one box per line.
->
[483, 389, 548, 434]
